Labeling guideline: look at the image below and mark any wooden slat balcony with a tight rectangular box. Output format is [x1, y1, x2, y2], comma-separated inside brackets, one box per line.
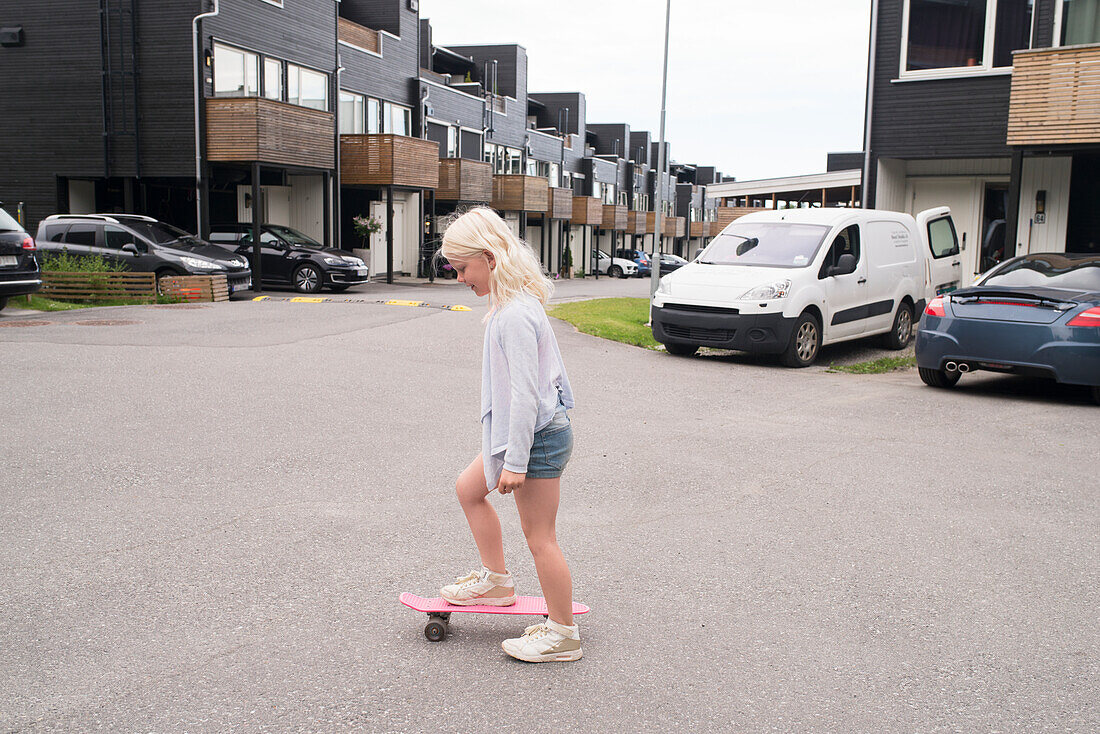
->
[341, 134, 439, 189]
[570, 196, 603, 225]
[664, 217, 686, 237]
[436, 158, 492, 202]
[627, 210, 647, 235]
[205, 97, 334, 169]
[339, 17, 380, 54]
[549, 188, 574, 219]
[690, 221, 706, 238]
[1008, 44, 1100, 146]
[645, 212, 658, 234]
[491, 175, 549, 212]
[716, 206, 766, 227]
[601, 204, 628, 230]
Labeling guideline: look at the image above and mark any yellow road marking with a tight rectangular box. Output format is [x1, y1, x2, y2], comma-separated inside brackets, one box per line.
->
[252, 296, 269, 301]
[290, 297, 329, 303]
[447, 305, 472, 311]
[385, 299, 424, 307]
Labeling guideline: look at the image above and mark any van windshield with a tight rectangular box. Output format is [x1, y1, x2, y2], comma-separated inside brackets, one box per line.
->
[698, 222, 831, 268]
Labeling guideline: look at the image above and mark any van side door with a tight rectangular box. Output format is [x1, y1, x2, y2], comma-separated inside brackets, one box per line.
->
[817, 223, 869, 340]
[863, 219, 919, 334]
[916, 207, 962, 296]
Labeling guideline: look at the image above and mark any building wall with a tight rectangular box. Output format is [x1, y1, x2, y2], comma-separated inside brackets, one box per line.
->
[338, 2, 418, 107]
[1015, 156, 1072, 254]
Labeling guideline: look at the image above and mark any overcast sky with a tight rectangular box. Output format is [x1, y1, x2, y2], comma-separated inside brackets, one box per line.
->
[418, 0, 872, 181]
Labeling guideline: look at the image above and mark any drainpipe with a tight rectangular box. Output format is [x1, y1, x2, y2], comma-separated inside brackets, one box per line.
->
[861, 0, 879, 209]
[193, 0, 220, 235]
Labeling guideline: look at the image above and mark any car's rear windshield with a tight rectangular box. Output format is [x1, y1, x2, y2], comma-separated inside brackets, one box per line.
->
[123, 220, 193, 244]
[267, 225, 320, 246]
[698, 222, 831, 268]
[0, 208, 23, 232]
[981, 256, 1100, 291]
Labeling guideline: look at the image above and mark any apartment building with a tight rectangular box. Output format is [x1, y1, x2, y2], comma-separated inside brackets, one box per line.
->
[865, 0, 1100, 281]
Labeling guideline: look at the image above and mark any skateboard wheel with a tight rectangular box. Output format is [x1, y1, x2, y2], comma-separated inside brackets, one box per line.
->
[425, 619, 447, 642]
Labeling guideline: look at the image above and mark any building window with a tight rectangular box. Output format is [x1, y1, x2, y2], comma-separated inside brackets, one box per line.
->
[213, 43, 259, 97]
[447, 126, 458, 157]
[383, 101, 411, 135]
[618, 191, 628, 206]
[1060, 0, 1100, 45]
[367, 98, 380, 133]
[903, 0, 1033, 74]
[264, 58, 283, 101]
[288, 64, 328, 110]
[340, 91, 366, 134]
[549, 163, 560, 188]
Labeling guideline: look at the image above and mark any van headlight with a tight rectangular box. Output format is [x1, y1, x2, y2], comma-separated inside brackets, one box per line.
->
[656, 277, 671, 295]
[741, 279, 791, 300]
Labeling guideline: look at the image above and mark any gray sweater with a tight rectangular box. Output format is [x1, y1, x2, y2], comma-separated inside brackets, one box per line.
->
[481, 293, 575, 489]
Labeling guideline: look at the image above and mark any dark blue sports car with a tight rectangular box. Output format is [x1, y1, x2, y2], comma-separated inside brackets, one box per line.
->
[915, 253, 1100, 404]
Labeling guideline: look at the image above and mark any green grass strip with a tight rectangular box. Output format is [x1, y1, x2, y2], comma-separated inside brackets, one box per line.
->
[12, 294, 180, 312]
[828, 355, 916, 374]
[547, 297, 660, 349]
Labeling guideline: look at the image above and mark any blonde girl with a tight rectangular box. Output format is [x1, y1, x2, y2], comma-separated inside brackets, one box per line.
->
[437, 207, 581, 663]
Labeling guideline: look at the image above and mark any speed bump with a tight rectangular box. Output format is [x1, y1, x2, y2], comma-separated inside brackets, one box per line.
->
[290, 297, 329, 303]
[249, 295, 471, 312]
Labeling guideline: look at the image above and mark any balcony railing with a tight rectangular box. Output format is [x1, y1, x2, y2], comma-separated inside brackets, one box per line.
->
[341, 134, 439, 189]
[1008, 44, 1100, 146]
[205, 98, 334, 169]
[491, 175, 549, 212]
[339, 17, 380, 54]
[690, 221, 707, 238]
[665, 217, 686, 238]
[716, 206, 766, 227]
[549, 188, 574, 219]
[436, 158, 492, 202]
[570, 196, 602, 225]
[601, 204, 627, 230]
[627, 210, 647, 235]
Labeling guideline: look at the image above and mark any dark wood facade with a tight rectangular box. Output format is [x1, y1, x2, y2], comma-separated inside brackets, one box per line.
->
[436, 158, 492, 202]
[341, 134, 439, 188]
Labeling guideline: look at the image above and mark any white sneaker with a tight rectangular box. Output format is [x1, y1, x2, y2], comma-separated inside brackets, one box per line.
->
[440, 567, 516, 606]
[502, 619, 582, 662]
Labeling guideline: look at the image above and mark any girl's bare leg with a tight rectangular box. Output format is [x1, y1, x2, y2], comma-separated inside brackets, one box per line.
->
[514, 476, 574, 626]
[455, 454, 507, 575]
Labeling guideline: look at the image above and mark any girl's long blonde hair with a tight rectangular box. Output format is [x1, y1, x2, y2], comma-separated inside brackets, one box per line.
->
[439, 207, 554, 312]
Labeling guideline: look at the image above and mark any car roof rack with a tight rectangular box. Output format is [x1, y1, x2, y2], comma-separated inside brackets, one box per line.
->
[97, 213, 157, 222]
[42, 213, 121, 224]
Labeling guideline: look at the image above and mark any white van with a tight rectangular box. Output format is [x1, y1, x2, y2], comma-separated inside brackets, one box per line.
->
[650, 207, 962, 366]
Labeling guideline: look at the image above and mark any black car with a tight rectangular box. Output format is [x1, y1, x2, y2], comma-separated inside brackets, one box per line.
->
[652, 252, 688, 275]
[209, 224, 369, 293]
[0, 203, 41, 310]
[34, 214, 252, 294]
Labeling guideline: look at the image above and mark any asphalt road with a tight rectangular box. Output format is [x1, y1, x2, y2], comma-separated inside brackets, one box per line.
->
[1, 277, 1097, 732]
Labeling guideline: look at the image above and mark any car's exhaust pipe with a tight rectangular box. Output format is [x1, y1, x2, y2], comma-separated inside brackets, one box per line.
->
[945, 361, 958, 372]
[958, 363, 970, 373]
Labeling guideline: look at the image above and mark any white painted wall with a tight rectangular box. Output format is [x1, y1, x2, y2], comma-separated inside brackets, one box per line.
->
[874, 158, 907, 212]
[1015, 156, 1072, 255]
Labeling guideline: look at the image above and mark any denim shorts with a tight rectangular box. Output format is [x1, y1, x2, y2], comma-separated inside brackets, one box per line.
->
[525, 408, 574, 479]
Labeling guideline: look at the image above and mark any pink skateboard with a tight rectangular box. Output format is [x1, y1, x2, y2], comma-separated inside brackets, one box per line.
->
[400, 592, 590, 642]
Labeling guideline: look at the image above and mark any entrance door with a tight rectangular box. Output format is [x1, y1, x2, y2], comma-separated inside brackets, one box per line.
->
[979, 183, 1009, 274]
[1067, 154, 1100, 254]
[908, 179, 981, 277]
[370, 200, 406, 276]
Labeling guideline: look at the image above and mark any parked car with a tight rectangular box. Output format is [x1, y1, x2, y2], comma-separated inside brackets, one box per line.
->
[615, 248, 652, 277]
[209, 223, 368, 293]
[595, 250, 638, 278]
[35, 214, 252, 294]
[652, 252, 689, 275]
[916, 252, 1100, 404]
[650, 207, 957, 366]
[0, 203, 41, 310]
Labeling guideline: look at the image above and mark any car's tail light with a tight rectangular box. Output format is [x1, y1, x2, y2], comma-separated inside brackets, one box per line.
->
[925, 296, 946, 317]
[1067, 306, 1100, 327]
[21, 236, 35, 251]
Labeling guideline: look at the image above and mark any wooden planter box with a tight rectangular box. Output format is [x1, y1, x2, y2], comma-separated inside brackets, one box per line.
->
[40, 271, 156, 303]
[159, 275, 229, 303]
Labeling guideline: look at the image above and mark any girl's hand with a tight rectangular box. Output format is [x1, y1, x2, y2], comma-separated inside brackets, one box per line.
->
[496, 470, 526, 494]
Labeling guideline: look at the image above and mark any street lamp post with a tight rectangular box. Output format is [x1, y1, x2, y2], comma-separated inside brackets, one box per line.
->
[651, 0, 672, 296]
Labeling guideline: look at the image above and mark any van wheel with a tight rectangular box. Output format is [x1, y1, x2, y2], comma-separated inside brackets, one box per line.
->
[781, 312, 820, 367]
[881, 302, 914, 349]
[665, 343, 698, 357]
[918, 366, 961, 388]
